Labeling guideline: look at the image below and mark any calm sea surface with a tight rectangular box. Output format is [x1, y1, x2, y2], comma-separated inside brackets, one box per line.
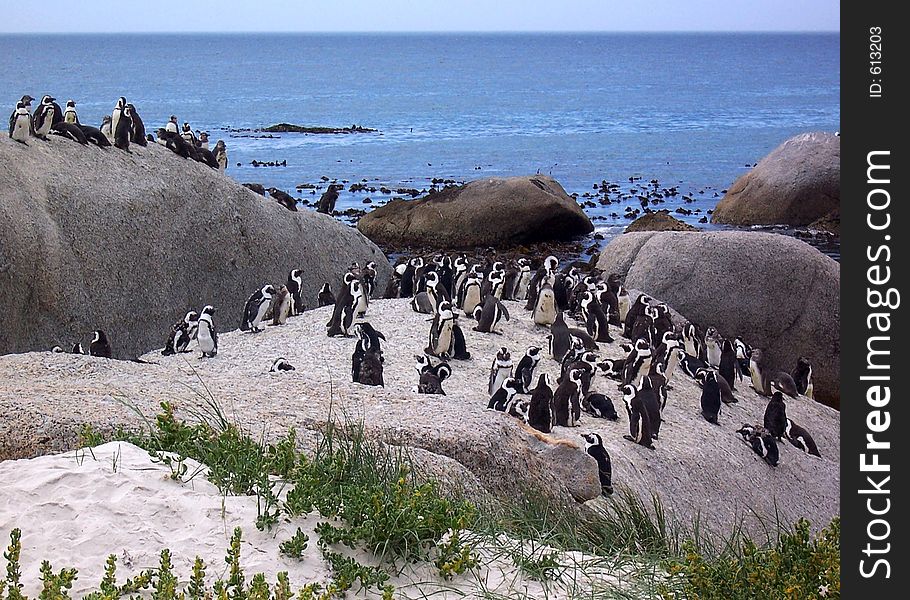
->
[0, 33, 840, 251]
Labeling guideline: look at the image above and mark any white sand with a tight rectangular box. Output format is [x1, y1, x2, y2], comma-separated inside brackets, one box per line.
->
[0, 442, 624, 599]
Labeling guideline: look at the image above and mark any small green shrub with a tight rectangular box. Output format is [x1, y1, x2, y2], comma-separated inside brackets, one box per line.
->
[278, 529, 309, 560]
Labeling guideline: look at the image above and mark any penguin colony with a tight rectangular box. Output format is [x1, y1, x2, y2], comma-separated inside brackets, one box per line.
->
[8, 94, 228, 170]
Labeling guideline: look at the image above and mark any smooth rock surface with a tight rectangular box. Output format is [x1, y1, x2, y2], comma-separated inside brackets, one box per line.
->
[0, 135, 389, 359]
[597, 231, 840, 405]
[711, 132, 840, 226]
[357, 176, 593, 249]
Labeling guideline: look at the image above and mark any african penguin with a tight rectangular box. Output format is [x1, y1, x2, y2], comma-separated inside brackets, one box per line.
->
[8, 102, 31, 143]
[32, 95, 58, 140]
[621, 384, 656, 449]
[513, 346, 542, 393]
[270, 357, 295, 372]
[487, 377, 520, 412]
[548, 311, 572, 361]
[317, 282, 335, 308]
[763, 392, 788, 440]
[270, 285, 292, 325]
[737, 424, 779, 467]
[286, 269, 304, 315]
[488, 347, 513, 396]
[791, 357, 814, 398]
[784, 418, 820, 457]
[552, 368, 583, 427]
[100, 115, 113, 141]
[113, 104, 132, 151]
[532, 283, 558, 327]
[682, 322, 700, 358]
[582, 393, 619, 420]
[126, 103, 147, 145]
[417, 360, 451, 395]
[526, 373, 554, 433]
[111, 97, 127, 141]
[581, 432, 614, 496]
[51, 121, 88, 144]
[326, 275, 360, 337]
[703, 327, 723, 367]
[214, 140, 228, 170]
[580, 291, 612, 343]
[699, 370, 722, 425]
[623, 293, 650, 338]
[80, 123, 113, 147]
[425, 300, 456, 358]
[162, 310, 199, 355]
[473, 294, 510, 333]
[240, 285, 276, 333]
[718, 339, 739, 389]
[89, 330, 112, 358]
[622, 339, 653, 386]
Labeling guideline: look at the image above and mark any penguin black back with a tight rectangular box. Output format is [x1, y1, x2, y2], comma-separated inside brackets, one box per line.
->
[763, 392, 788, 440]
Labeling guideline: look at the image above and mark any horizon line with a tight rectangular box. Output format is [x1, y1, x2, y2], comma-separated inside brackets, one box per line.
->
[0, 29, 840, 35]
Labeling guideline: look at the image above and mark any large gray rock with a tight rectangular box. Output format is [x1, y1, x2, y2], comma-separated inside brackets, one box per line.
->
[357, 175, 593, 249]
[711, 132, 840, 226]
[597, 231, 840, 406]
[0, 136, 389, 359]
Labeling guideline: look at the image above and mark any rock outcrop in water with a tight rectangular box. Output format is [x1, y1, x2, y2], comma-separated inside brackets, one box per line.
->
[597, 231, 840, 406]
[0, 136, 389, 359]
[624, 210, 698, 233]
[357, 175, 594, 249]
[711, 132, 840, 226]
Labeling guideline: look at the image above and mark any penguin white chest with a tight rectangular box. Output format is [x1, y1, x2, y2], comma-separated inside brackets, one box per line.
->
[706, 341, 721, 367]
[437, 321, 454, 354]
[749, 359, 764, 392]
[11, 115, 29, 141]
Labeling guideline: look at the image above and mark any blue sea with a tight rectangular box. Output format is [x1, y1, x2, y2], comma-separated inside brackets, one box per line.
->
[0, 33, 839, 251]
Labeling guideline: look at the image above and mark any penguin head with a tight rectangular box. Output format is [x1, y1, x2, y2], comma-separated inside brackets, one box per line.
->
[544, 256, 558, 272]
[435, 363, 452, 382]
[414, 354, 432, 373]
[343, 272, 357, 285]
[654, 361, 666, 376]
[472, 305, 483, 320]
[426, 271, 439, 286]
[634, 339, 651, 354]
[796, 356, 812, 370]
[91, 330, 108, 344]
[735, 424, 756, 440]
[289, 269, 303, 283]
[596, 359, 615, 374]
[619, 342, 634, 355]
[621, 384, 637, 402]
[185, 311, 199, 323]
[411, 257, 424, 269]
[40, 95, 54, 105]
[491, 261, 504, 273]
[200, 132, 209, 142]
[66, 100, 76, 108]
[527, 346, 542, 360]
[201, 305, 215, 316]
[581, 351, 598, 366]
[569, 369, 585, 384]
[580, 291, 594, 307]
[581, 432, 604, 449]
[705, 326, 718, 338]
[20, 94, 34, 106]
[502, 378, 519, 395]
[14, 102, 26, 113]
[661, 331, 681, 348]
[262, 284, 276, 297]
[116, 96, 126, 108]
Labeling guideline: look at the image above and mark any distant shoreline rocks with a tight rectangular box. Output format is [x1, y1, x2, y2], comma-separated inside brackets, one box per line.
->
[358, 175, 594, 250]
[624, 210, 699, 233]
[711, 132, 840, 228]
[224, 123, 379, 135]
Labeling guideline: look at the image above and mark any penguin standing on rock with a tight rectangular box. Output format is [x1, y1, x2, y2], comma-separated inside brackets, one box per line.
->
[763, 392, 788, 440]
[317, 184, 340, 214]
[699, 370, 722, 424]
[719, 339, 739, 389]
[270, 285, 292, 325]
[8, 102, 32, 143]
[703, 327, 723, 367]
[126, 103, 147, 145]
[580, 291, 612, 343]
[162, 310, 199, 355]
[791, 357, 814, 398]
[737, 424, 779, 467]
[488, 347, 513, 395]
[214, 140, 228, 171]
[89, 330, 112, 358]
[426, 300, 456, 358]
[114, 104, 133, 151]
[197, 305, 218, 358]
[488, 377, 520, 412]
[267, 188, 297, 211]
[352, 323, 385, 387]
[32, 95, 60, 140]
[111, 97, 127, 139]
[548, 311, 571, 361]
[623, 294, 650, 338]
[285, 269, 304, 315]
[785, 418, 820, 456]
[532, 283, 558, 327]
[326, 274, 360, 337]
[473, 294, 510, 333]
[552, 369, 584, 427]
[241, 285, 276, 333]
[527, 373, 554, 433]
[513, 346, 542, 393]
[581, 433, 614, 496]
[63, 100, 79, 124]
[318, 283, 335, 308]
[621, 384, 656, 449]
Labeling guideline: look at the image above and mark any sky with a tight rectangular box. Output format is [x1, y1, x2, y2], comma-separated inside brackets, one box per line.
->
[0, 0, 839, 33]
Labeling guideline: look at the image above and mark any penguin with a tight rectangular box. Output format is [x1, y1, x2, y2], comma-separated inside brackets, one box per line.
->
[89, 330, 112, 358]
[399, 257, 423, 298]
[356, 348, 384, 387]
[240, 285, 276, 333]
[525, 257, 557, 312]
[506, 396, 530, 421]
[791, 357, 814, 398]
[737, 425, 779, 467]
[326, 275, 359, 337]
[617, 286, 631, 325]
[198, 131, 210, 150]
[734, 337, 751, 378]
[100, 115, 113, 141]
[460, 274, 483, 316]
[317, 283, 335, 308]
[629, 312, 655, 347]
[481, 269, 506, 301]
[651, 331, 681, 373]
[502, 262, 521, 301]
[162, 310, 199, 356]
[473, 294, 510, 333]
[8, 102, 31, 143]
[581, 432, 614, 496]
[165, 115, 179, 134]
[526, 373, 554, 433]
[181, 122, 197, 145]
[361, 261, 378, 300]
[621, 384, 655, 449]
[648, 363, 669, 411]
[32, 95, 58, 140]
[451, 317, 471, 360]
[488, 377, 520, 412]
[763, 391, 788, 440]
[270, 285, 292, 325]
[316, 184, 340, 214]
[114, 104, 132, 152]
[426, 300, 456, 358]
[784, 418, 821, 457]
[681, 354, 709, 379]
[411, 271, 441, 314]
[567, 328, 599, 351]
[126, 103, 147, 146]
[270, 357, 296, 372]
[651, 304, 674, 339]
[78, 123, 112, 147]
[699, 370, 722, 424]
[548, 311, 571, 361]
[71, 343, 85, 355]
[637, 376, 663, 439]
[214, 140, 228, 171]
[52, 121, 89, 144]
[718, 339, 739, 389]
[552, 369, 583, 427]
[663, 347, 685, 383]
[285, 269, 304, 315]
[582, 393, 619, 420]
[450, 255, 469, 298]
[561, 350, 598, 396]
[623, 293, 650, 338]
[488, 347, 513, 395]
[8, 94, 33, 136]
[351, 323, 382, 384]
[749, 349, 798, 397]
[111, 97, 127, 141]
[580, 291, 612, 343]
[418, 360, 451, 395]
[681, 323, 700, 358]
[156, 128, 192, 158]
[514, 258, 533, 301]
[267, 188, 297, 211]
[513, 346, 542, 393]
[532, 283, 558, 327]
[622, 339, 653, 386]
[595, 358, 624, 380]
[703, 327, 723, 367]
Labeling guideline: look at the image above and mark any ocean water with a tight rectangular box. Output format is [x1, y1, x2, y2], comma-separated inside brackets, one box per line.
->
[0, 33, 839, 250]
